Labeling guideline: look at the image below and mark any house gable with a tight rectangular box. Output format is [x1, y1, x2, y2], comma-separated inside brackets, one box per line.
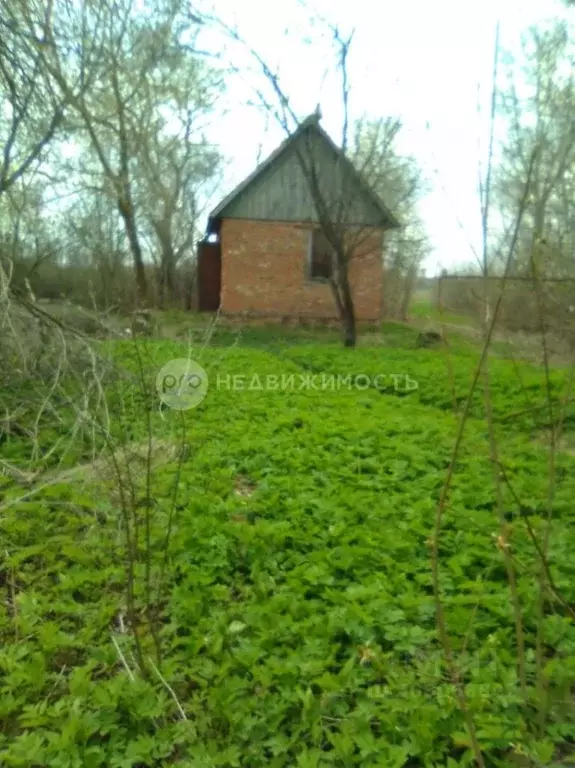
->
[208, 115, 399, 234]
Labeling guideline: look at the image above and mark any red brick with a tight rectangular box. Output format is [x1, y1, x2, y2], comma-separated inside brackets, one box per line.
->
[220, 219, 383, 322]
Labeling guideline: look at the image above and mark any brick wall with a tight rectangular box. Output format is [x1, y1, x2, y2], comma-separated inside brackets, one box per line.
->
[220, 219, 383, 322]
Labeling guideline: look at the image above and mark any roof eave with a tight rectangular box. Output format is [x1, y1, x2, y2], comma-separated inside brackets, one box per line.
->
[207, 115, 322, 226]
[207, 115, 401, 233]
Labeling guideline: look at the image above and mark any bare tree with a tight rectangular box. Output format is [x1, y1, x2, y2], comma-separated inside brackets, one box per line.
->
[0, 0, 67, 199]
[130, 34, 223, 307]
[200, 13, 400, 346]
[0, 179, 60, 282]
[352, 117, 430, 319]
[495, 20, 575, 278]
[19, 0, 215, 305]
[61, 188, 129, 307]
[26, 0, 149, 302]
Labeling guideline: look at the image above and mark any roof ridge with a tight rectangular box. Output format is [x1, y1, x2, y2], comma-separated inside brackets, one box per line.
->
[207, 115, 400, 233]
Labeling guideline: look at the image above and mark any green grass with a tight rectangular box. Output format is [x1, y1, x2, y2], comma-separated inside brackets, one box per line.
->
[153, 308, 510, 362]
[379, 321, 421, 347]
[1, 335, 575, 766]
[407, 300, 526, 360]
[410, 299, 478, 329]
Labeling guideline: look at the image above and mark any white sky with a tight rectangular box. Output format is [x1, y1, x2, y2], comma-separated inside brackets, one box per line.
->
[199, 0, 566, 275]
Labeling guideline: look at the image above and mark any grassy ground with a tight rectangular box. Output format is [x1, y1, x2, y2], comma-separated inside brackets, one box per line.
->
[1, 313, 575, 766]
[409, 299, 476, 328]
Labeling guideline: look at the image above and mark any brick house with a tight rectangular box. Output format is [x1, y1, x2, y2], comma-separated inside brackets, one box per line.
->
[197, 112, 399, 323]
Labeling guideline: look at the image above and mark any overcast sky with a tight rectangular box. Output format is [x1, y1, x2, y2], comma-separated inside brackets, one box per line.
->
[199, 0, 565, 275]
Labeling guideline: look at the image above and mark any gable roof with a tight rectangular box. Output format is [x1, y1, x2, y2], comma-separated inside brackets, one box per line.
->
[207, 113, 401, 234]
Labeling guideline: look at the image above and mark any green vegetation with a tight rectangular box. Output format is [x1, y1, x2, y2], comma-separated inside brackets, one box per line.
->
[1, 0, 574, 762]
[409, 299, 477, 329]
[1, 333, 575, 767]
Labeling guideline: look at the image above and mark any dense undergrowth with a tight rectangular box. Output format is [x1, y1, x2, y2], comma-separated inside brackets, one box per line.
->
[279, 344, 574, 433]
[1, 332, 574, 766]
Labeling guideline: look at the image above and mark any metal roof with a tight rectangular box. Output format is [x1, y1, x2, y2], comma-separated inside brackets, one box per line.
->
[207, 113, 401, 233]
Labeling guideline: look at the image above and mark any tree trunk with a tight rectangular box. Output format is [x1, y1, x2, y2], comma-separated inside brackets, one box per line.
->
[339, 270, 357, 348]
[183, 267, 196, 311]
[330, 253, 357, 348]
[153, 225, 177, 309]
[341, 309, 356, 347]
[399, 265, 418, 321]
[165, 253, 176, 300]
[118, 203, 147, 305]
[157, 250, 176, 309]
[157, 267, 166, 309]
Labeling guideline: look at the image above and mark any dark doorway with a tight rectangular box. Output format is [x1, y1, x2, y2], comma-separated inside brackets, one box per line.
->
[197, 239, 221, 312]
